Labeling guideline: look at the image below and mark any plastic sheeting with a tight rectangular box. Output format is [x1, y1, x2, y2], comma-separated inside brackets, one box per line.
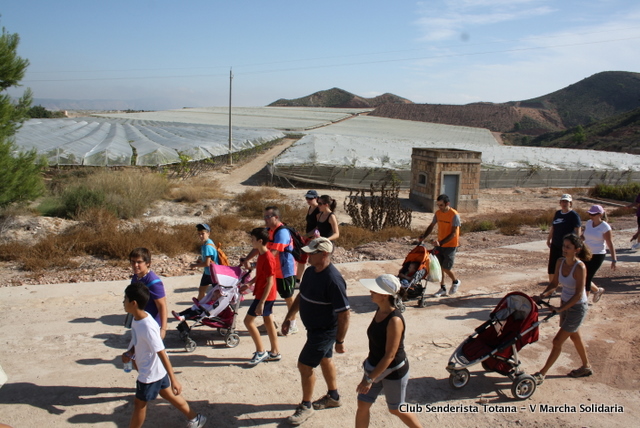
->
[14, 117, 285, 166]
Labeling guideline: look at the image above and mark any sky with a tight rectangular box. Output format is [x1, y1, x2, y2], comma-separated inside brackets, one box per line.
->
[3, 0, 640, 110]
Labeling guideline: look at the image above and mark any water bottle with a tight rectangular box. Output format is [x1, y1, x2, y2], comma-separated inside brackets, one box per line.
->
[124, 360, 133, 373]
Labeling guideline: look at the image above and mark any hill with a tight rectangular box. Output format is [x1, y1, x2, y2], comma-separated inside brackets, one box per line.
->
[518, 106, 640, 154]
[268, 87, 413, 108]
[370, 71, 640, 135]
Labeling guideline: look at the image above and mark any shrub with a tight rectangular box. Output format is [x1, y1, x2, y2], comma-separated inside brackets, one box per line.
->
[591, 183, 640, 202]
[232, 187, 285, 218]
[169, 179, 225, 203]
[338, 225, 415, 250]
[460, 219, 496, 233]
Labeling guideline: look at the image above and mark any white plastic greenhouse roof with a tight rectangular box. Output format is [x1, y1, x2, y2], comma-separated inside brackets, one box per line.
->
[14, 117, 285, 166]
[97, 107, 372, 131]
[274, 115, 640, 171]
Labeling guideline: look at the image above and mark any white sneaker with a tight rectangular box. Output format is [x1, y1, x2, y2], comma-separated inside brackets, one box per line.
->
[632, 241, 640, 251]
[434, 287, 447, 297]
[450, 280, 461, 295]
[186, 414, 206, 428]
[289, 324, 299, 334]
[249, 351, 269, 365]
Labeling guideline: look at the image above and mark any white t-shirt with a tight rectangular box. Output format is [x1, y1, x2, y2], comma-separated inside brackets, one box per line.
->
[583, 220, 611, 255]
[129, 313, 167, 383]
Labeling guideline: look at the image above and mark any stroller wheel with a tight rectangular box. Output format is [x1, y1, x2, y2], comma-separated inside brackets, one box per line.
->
[217, 327, 229, 336]
[448, 368, 470, 389]
[185, 338, 197, 353]
[225, 333, 240, 348]
[418, 298, 428, 308]
[511, 374, 536, 400]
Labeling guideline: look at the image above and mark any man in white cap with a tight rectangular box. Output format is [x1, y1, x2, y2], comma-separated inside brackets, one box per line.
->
[282, 237, 350, 426]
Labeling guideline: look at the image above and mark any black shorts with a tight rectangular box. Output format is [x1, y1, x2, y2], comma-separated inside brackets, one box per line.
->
[247, 299, 275, 317]
[199, 273, 212, 288]
[277, 276, 296, 299]
[548, 245, 563, 275]
[298, 327, 337, 368]
[435, 246, 457, 270]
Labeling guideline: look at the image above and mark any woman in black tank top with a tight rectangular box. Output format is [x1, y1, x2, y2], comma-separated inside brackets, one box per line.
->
[303, 190, 320, 238]
[316, 195, 340, 241]
[356, 274, 422, 427]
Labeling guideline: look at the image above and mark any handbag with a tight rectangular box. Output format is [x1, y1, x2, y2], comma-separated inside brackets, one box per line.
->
[428, 253, 442, 283]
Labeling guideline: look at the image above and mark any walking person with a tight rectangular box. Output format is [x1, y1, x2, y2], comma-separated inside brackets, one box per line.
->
[315, 194, 340, 242]
[296, 190, 321, 282]
[627, 191, 640, 249]
[356, 274, 423, 428]
[242, 207, 300, 334]
[533, 234, 593, 385]
[190, 223, 221, 302]
[546, 194, 581, 282]
[419, 194, 461, 296]
[282, 237, 350, 426]
[581, 205, 617, 303]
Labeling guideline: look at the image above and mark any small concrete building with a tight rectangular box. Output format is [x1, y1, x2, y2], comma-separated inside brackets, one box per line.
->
[410, 148, 482, 213]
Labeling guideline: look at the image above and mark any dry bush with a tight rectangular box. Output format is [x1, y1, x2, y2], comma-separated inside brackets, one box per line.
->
[344, 181, 412, 231]
[169, 179, 225, 203]
[232, 187, 285, 218]
[203, 214, 257, 246]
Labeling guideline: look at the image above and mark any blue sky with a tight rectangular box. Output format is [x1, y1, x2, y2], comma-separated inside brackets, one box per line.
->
[3, 0, 640, 109]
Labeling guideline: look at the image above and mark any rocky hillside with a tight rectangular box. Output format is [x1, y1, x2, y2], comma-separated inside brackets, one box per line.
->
[268, 87, 412, 108]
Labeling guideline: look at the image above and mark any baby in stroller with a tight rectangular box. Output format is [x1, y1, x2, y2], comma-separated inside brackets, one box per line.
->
[397, 244, 431, 308]
[398, 261, 420, 290]
[171, 283, 234, 322]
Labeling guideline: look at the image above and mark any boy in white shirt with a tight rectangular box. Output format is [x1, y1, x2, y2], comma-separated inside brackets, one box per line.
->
[122, 282, 206, 428]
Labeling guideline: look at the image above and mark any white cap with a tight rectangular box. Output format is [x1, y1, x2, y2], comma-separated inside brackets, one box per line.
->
[359, 274, 401, 296]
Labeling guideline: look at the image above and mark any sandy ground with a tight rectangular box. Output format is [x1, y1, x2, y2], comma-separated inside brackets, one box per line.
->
[1, 138, 640, 427]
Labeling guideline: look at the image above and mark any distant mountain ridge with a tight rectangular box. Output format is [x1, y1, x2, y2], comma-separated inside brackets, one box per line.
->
[268, 87, 413, 108]
[370, 71, 640, 133]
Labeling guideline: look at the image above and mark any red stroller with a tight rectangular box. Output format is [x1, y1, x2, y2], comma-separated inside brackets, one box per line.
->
[446, 292, 556, 400]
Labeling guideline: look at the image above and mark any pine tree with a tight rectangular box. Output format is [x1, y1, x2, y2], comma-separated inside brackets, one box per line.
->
[0, 26, 45, 208]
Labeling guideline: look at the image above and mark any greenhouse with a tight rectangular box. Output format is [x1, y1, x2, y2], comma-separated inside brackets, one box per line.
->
[14, 117, 286, 166]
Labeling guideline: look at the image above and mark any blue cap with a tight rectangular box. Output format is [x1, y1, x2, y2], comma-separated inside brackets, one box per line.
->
[196, 223, 210, 231]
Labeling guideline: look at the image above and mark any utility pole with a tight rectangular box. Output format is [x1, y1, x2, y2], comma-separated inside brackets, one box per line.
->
[228, 67, 233, 165]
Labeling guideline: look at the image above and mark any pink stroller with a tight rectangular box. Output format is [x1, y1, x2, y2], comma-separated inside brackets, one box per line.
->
[174, 264, 252, 352]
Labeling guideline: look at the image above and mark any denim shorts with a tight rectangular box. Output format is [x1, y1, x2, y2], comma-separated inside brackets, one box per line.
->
[357, 370, 410, 410]
[298, 327, 337, 368]
[247, 299, 275, 317]
[135, 373, 170, 402]
[559, 301, 588, 333]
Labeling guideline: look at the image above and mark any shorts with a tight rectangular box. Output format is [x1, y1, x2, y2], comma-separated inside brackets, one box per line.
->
[357, 370, 410, 410]
[135, 373, 170, 402]
[199, 273, 212, 288]
[298, 327, 337, 368]
[584, 253, 605, 289]
[548, 245, 563, 275]
[559, 301, 588, 333]
[247, 299, 275, 317]
[435, 246, 457, 271]
[277, 276, 296, 299]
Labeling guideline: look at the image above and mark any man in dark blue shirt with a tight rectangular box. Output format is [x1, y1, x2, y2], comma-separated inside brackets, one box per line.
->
[282, 237, 350, 426]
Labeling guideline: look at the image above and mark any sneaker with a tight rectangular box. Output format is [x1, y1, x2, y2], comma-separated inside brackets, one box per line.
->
[287, 403, 314, 425]
[172, 310, 185, 322]
[312, 394, 341, 410]
[267, 352, 282, 361]
[450, 279, 461, 295]
[533, 372, 545, 386]
[186, 413, 207, 428]
[249, 351, 269, 365]
[592, 287, 605, 303]
[289, 324, 299, 334]
[434, 287, 447, 297]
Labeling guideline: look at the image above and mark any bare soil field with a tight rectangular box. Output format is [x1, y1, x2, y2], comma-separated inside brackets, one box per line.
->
[0, 139, 639, 427]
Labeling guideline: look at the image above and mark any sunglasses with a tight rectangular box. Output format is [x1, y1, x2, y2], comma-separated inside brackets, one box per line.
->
[263, 214, 276, 220]
[318, 202, 327, 205]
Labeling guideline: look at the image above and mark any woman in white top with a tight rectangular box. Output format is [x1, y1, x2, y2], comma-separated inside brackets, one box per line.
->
[581, 205, 617, 303]
[533, 233, 593, 384]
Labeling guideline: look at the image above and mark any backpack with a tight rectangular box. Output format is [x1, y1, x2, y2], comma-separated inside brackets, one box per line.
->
[273, 224, 305, 263]
[207, 242, 230, 266]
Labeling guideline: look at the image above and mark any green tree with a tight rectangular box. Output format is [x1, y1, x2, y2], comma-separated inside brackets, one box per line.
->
[0, 26, 46, 207]
[573, 125, 587, 144]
